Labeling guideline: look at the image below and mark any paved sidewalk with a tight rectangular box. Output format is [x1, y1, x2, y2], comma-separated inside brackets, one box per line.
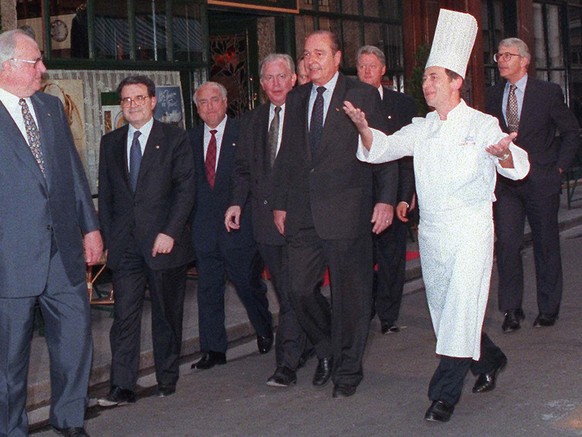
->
[27, 195, 582, 436]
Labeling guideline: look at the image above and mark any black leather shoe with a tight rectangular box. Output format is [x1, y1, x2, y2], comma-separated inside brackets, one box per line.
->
[266, 366, 297, 387]
[424, 400, 454, 422]
[97, 386, 136, 407]
[533, 313, 557, 327]
[257, 333, 274, 354]
[472, 355, 508, 393]
[312, 357, 333, 387]
[191, 351, 227, 370]
[332, 384, 356, 398]
[297, 347, 316, 369]
[53, 426, 90, 437]
[381, 321, 400, 334]
[157, 384, 176, 397]
[502, 308, 525, 333]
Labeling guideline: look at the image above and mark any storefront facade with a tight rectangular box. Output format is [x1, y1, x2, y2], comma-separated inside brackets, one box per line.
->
[4, 0, 581, 190]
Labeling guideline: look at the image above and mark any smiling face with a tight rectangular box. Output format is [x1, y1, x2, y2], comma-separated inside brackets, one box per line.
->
[422, 66, 461, 117]
[260, 58, 297, 106]
[0, 33, 47, 98]
[357, 53, 386, 89]
[120, 83, 156, 129]
[195, 83, 227, 128]
[496, 43, 529, 84]
[303, 33, 341, 86]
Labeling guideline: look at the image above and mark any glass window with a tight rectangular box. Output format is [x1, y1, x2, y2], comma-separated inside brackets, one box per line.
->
[94, 3, 130, 60]
[171, 3, 204, 63]
[341, 20, 361, 68]
[342, 0, 359, 16]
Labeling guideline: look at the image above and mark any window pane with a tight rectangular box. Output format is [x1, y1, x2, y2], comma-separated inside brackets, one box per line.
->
[364, 22, 382, 47]
[135, 0, 167, 61]
[94, 3, 130, 60]
[295, 15, 316, 54]
[568, 6, 582, 66]
[341, 20, 360, 68]
[342, 0, 359, 15]
[384, 24, 403, 71]
[378, 0, 401, 21]
[171, 3, 204, 63]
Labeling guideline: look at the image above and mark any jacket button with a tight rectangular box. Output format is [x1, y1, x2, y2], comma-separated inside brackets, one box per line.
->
[263, 200, 268, 205]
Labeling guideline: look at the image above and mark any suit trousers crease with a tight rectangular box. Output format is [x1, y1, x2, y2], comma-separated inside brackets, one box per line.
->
[196, 244, 272, 354]
[0, 249, 92, 435]
[494, 184, 562, 315]
[287, 227, 373, 387]
[373, 218, 408, 323]
[257, 242, 307, 370]
[110, 241, 187, 390]
[428, 332, 505, 406]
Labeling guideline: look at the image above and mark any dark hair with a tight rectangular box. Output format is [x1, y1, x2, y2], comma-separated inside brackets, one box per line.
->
[116, 75, 156, 98]
[308, 30, 340, 53]
[444, 68, 462, 82]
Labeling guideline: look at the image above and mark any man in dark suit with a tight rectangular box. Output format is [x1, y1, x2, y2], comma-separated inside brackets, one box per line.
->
[356, 45, 417, 334]
[226, 54, 310, 387]
[273, 31, 397, 398]
[486, 38, 580, 332]
[189, 81, 273, 370]
[0, 30, 102, 437]
[98, 75, 195, 405]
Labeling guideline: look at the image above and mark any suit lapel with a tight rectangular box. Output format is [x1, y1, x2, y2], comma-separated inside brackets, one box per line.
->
[216, 117, 236, 188]
[139, 120, 163, 183]
[258, 105, 271, 174]
[316, 74, 347, 159]
[0, 99, 46, 187]
[111, 125, 131, 191]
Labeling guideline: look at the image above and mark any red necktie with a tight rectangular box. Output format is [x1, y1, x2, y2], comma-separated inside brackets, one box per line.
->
[205, 129, 217, 188]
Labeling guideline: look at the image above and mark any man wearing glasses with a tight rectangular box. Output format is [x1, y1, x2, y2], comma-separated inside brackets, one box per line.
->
[0, 30, 102, 437]
[98, 75, 195, 406]
[486, 38, 580, 333]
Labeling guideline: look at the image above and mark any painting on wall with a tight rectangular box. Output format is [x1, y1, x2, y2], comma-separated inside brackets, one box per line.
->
[154, 86, 184, 129]
[41, 79, 87, 167]
[100, 91, 126, 136]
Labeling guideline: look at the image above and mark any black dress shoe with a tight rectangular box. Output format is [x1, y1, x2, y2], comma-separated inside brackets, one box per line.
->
[381, 321, 400, 334]
[424, 400, 454, 422]
[157, 384, 176, 397]
[53, 426, 90, 437]
[502, 308, 525, 333]
[332, 384, 356, 398]
[97, 386, 136, 407]
[472, 355, 508, 393]
[191, 351, 227, 370]
[312, 357, 333, 387]
[533, 313, 557, 327]
[297, 347, 316, 369]
[266, 366, 297, 387]
[257, 333, 274, 354]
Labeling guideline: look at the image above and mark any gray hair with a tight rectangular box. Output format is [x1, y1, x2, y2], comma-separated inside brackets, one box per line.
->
[356, 45, 386, 66]
[260, 54, 295, 78]
[498, 38, 531, 62]
[0, 30, 33, 68]
[193, 81, 227, 106]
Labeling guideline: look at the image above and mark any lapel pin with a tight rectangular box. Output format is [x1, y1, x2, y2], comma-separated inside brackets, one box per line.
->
[155, 145, 160, 149]
[387, 115, 392, 119]
[335, 107, 340, 112]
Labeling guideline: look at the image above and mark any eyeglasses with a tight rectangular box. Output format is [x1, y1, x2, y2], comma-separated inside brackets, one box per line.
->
[120, 95, 149, 107]
[493, 52, 522, 63]
[10, 56, 44, 67]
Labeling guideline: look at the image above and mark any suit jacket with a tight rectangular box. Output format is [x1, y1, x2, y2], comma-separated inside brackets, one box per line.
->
[378, 87, 417, 205]
[0, 92, 99, 297]
[230, 103, 285, 246]
[98, 119, 195, 271]
[190, 117, 255, 254]
[273, 73, 397, 239]
[486, 77, 580, 196]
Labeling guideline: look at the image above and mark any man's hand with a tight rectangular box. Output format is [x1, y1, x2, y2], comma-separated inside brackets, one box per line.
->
[371, 202, 394, 234]
[486, 132, 517, 167]
[343, 101, 373, 149]
[273, 210, 286, 236]
[225, 205, 242, 232]
[395, 201, 410, 223]
[152, 233, 175, 257]
[84, 230, 104, 265]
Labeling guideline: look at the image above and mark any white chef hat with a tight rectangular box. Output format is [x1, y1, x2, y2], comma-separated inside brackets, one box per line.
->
[425, 9, 478, 79]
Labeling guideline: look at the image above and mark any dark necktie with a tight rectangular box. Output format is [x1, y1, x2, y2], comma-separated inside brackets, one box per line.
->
[19, 98, 45, 175]
[205, 129, 218, 188]
[309, 86, 326, 156]
[506, 84, 519, 133]
[268, 106, 281, 167]
[129, 130, 142, 192]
